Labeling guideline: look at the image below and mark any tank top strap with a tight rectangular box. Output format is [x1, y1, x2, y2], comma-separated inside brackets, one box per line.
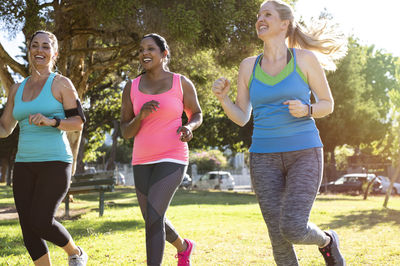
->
[252, 54, 263, 76]
[130, 75, 141, 101]
[41, 73, 56, 98]
[172, 73, 183, 99]
[292, 48, 297, 69]
[15, 77, 30, 103]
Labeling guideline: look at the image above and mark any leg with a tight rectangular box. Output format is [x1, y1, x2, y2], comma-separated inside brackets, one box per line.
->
[134, 163, 186, 266]
[279, 148, 328, 246]
[33, 253, 51, 266]
[13, 163, 49, 261]
[29, 162, 76, 250]
[249, 153, 298, 266]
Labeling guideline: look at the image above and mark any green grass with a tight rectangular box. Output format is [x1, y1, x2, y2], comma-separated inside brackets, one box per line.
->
[1, 184, 400, 265]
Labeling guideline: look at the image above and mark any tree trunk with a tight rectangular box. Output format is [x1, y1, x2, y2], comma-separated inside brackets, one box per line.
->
[383, 161, 400, 208]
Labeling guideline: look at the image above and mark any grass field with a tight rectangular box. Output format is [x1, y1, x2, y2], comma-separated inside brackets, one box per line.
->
[1, 184, 400, 265]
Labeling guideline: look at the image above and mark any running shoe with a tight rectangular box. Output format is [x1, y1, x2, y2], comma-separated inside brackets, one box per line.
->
[176, 238, 195, 266]
[68, 246, 88, 266]
[319, 230, 345, 266]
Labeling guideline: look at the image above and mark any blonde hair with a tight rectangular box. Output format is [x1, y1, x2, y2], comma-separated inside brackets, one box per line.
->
[262, 0, 347, 70]
[28, 30, 59, 73]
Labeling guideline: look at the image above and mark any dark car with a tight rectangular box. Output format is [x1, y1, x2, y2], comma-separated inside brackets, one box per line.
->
[319, 173, 377, 194]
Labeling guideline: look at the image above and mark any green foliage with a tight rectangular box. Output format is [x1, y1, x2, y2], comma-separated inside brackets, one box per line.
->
[189, 149, 228, 172]
[317, 38, 393, 153]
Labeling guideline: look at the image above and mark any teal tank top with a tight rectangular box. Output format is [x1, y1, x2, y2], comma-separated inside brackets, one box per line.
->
[249, 49, 323, 153]
[12, 73, 73, 162]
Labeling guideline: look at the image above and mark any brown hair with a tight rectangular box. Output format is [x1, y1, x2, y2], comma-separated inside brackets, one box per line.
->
[28, 30, 59, 72]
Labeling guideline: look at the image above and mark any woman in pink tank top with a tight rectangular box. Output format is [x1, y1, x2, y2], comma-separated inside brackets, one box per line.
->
[120, 33, 202, 266]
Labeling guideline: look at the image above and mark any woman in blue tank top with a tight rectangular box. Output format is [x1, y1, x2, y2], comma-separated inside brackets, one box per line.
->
[0, 31, 87, 265]
[212, 1, 347, 266]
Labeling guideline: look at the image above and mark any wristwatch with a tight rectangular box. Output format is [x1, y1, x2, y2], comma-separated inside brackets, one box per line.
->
[307, 104, 313, 117]
[52, 117, 61, 128]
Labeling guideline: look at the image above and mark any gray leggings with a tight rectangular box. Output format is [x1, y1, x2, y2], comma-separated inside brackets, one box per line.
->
[133, 162, 186, 266]
[250, 147, 327, 266]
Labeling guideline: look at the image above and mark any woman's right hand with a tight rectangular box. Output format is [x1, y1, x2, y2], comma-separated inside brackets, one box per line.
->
[138, 100, 160, 120]
[212, 77, 231, 101]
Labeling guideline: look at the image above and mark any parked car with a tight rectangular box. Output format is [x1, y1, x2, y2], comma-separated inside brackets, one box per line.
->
[375, 176, 400, 195]
[180, 174, 192, 189]
[319, 173, 377, 194]
[193, 171, 235, 190]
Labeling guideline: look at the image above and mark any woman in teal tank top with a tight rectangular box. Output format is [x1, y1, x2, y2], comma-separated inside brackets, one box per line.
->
[212, 1, 347, 266]
[0, 31, 88, 265]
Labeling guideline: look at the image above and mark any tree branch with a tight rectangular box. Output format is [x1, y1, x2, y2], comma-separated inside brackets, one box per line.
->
[70, 43, 136, 54]
[38, 2, 54, 10]
[0, 62, 15, 95]
[0, 42, 28, 77]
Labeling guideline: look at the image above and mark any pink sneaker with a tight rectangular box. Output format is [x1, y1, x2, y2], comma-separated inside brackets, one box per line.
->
[175, 239, 195, 266]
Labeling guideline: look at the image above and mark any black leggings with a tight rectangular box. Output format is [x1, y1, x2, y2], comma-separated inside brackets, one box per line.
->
[13, 161, 72, 261]
[133, 162, 186, 266]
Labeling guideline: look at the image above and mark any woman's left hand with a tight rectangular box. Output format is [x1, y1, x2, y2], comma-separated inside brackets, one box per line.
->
[177, 126, 193, 142]
[29, 113, 55, 127]
[283, 100, 308, 118]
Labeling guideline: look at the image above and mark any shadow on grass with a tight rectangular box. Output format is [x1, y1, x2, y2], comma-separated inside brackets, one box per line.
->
[73, 187, 258, 211]
[66, 219, 145, 238]
[321, 208, 400, 230]
[316, 196, 366, 202]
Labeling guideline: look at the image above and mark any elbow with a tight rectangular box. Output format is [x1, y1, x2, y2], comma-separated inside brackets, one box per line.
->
[329, 100, 334, 114]
[121, 128, 133, 139]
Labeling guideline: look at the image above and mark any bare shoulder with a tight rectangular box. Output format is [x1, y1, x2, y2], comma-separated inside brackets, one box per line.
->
[240, 56, 258, 70]
[295, 49, 319, 66]
[7, 83, 21, 101]
[295, 49, 321, 74]
[53, 74, 76, 92]
[238, 56, 258, 85]
[179, 74, 195, 91]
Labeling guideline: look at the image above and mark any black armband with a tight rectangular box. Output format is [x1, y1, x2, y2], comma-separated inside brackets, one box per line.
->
[64, 99, 86, 123]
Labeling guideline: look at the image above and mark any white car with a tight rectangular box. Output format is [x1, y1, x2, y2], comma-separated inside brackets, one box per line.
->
[376, 176, 400, 195]
[193, 171, 235, 191]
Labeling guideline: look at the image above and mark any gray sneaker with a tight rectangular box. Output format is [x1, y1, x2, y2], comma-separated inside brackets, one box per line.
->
[318, 230, 345, 266]
[68, 246, 88, 266]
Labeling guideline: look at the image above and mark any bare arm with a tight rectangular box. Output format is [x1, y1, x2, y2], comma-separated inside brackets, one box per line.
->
[119, 80, 159, 139]
[0, 83, 19, 138]
[286, 49, 334, 118]
[178, 76, 203, 142]
[28, 75, 84, 131]
[212, 57, 254, 127]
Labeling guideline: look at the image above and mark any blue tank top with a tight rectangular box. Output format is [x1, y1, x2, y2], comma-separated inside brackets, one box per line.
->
[249, 50, 323, 153]
[12, 73, 73, 162]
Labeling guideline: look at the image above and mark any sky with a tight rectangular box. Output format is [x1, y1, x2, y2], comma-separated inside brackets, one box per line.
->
[1, 0, 400, 60]
[295, 0, 400, 57]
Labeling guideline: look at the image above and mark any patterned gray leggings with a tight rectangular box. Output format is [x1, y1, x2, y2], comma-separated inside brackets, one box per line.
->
[250, 147, 328, 266]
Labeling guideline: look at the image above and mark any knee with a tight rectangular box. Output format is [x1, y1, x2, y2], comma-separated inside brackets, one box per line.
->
[279, 221, 308, 244]
[30, 216, 52, 236]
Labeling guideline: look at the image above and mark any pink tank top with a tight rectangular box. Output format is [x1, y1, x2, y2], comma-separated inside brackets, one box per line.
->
[130, 73, 188, 165]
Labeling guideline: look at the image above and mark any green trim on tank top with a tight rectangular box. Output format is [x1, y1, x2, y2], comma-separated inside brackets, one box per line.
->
[248, 49, 308, 87]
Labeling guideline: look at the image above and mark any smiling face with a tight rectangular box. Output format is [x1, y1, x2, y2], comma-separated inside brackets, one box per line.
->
[138, 37, 168, 71]
[256, 1, 289, 40]
[29, 32, 58, 71]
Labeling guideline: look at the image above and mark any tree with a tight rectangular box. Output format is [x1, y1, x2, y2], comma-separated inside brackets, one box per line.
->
[316, 38, 393, 179]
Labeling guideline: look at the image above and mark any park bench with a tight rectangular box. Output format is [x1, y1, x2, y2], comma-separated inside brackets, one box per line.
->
[64, 170, 116, 217]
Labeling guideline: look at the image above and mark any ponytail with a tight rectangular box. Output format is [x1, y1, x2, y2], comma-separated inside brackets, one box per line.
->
[288, 20, 347, 70]
[264, 0, 347, 70]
